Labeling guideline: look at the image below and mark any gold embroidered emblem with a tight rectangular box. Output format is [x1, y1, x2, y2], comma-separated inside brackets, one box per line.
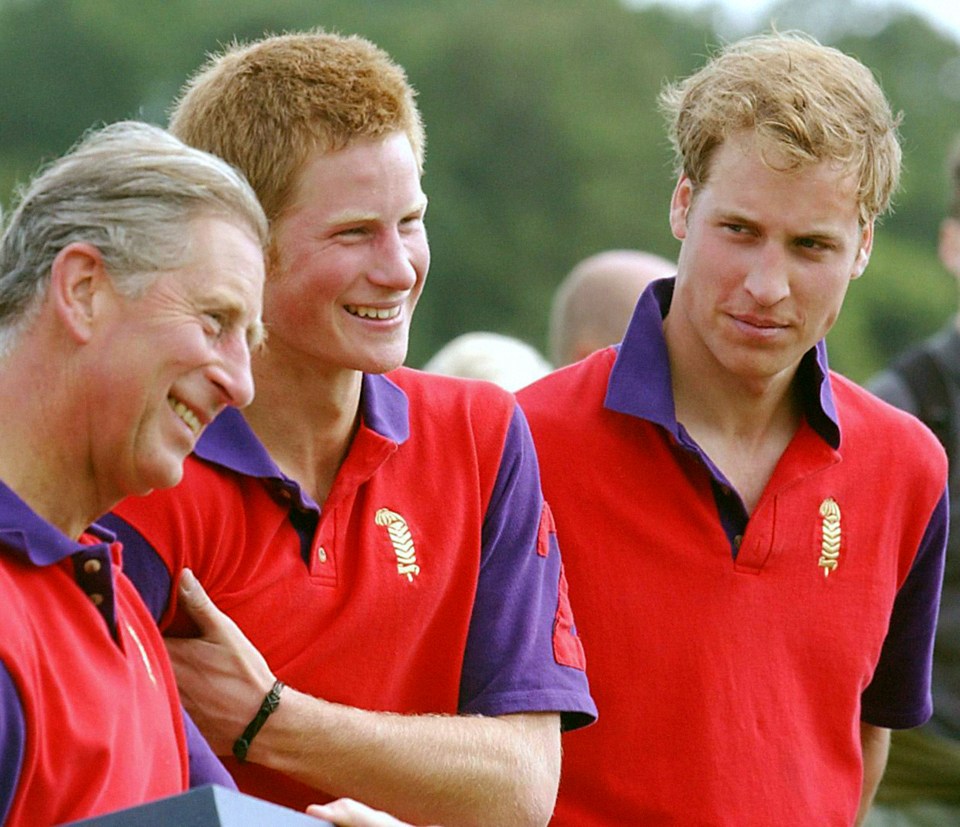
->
[818, 497, 841, 577]
[125, 622, 157, 686]
[375, 508, 420, 582]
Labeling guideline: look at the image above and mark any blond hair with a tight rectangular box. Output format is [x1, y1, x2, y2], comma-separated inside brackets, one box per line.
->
[659, 31, 902, 224]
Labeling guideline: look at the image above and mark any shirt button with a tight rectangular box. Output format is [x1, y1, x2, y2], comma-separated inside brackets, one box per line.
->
[83, 559, 102, 574]
[734, 535, 743, 549]
[89, 593, 104, 606]
[317, 546, 327, 563]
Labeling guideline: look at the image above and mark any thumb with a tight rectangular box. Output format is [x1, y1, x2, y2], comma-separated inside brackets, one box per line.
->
[178, 568, 225, 635]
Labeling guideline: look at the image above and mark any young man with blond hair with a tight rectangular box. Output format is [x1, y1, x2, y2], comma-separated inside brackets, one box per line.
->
[105, 30, 595, 827]
[519, 31, 947, 825]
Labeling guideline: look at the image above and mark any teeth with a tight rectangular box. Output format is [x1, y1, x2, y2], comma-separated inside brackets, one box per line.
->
[168, 398, 201, 435]
[346, 305, 400, 320]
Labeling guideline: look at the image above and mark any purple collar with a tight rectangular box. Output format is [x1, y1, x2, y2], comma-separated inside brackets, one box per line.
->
[605, 277, 841, 449]
[193, 371, 410, 509]
[0, 481, 114, 567]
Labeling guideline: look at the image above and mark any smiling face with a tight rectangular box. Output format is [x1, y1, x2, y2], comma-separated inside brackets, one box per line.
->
[92, 214, 265, 497]
[264, 132, 429, 378]
[665, 130, 872, 392]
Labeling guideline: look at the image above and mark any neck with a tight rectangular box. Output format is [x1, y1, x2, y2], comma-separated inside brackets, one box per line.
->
[0, 356, 102, 539]
[673, 366, 799, 442]
[676, 381, 801, 516]
[244, 351, 363, 503]
[666, 331, 803, 515]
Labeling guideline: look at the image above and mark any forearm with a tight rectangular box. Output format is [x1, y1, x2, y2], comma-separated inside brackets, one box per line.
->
[168, 571, 561, 825]
[856, 722, 891, 826]
[250, 690, 560, 827]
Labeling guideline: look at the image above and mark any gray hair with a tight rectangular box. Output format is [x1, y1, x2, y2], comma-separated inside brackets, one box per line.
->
[0, 120, 268, 355]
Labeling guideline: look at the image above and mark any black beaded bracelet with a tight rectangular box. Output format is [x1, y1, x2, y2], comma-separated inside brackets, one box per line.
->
[232, 679, 285, 763]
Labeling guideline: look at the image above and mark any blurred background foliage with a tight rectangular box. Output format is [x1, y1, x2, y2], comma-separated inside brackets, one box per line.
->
[1, 0, 958, 380]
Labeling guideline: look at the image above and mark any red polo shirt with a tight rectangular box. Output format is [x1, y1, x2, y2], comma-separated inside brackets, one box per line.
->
[0, 489, 189, 826]
[107, 368, 596, 811]
[518, 278, 948, 825]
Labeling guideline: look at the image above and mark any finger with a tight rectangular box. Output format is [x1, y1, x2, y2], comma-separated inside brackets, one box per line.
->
[306, 799, 411, 827]
[169, 573, 276, 697]
[177, 568, 229, 635]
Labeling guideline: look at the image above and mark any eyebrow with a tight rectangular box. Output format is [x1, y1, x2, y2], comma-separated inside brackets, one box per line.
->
[327, 208, 376, 225]
[719, 209, 845, 242]
[327, 197, 429, 226]
[714, 208, 755, 226]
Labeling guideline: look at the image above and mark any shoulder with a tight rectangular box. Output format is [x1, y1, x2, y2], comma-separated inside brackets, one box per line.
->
[388, 366, 519, 421]
[518, 348, 616, 432]
[834, 372, 931, 429]
[518, 348, 614, 409]
[832, 372, 947, 476]
[112, 452, 252, 527]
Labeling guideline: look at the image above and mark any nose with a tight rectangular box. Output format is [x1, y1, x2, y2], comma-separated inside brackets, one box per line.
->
[743, 244, 790, 307]
[367, 228, 424, 291]
[208, 334, 256, 409]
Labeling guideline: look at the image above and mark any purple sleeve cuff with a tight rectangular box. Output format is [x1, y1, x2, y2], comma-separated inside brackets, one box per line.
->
[459, 407, 596, 730]
[183, 708, 236, 790]
[861, 487, 949, 728]
[0, 660, 25, 824]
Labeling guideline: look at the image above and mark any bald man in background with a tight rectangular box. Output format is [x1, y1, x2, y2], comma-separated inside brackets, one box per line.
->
[548, 249, 675, 366]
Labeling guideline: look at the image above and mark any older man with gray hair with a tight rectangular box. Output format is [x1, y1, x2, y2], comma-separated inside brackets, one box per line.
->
[0, 120, 267, 826]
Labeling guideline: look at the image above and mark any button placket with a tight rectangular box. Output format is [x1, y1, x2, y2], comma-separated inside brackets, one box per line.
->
[309, 510, 338, 584]
[74, 548, 116, 628]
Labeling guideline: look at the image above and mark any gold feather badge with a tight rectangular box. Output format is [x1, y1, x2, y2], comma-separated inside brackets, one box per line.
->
[375, 508, 420, 582]
[818, 498, 841, 577]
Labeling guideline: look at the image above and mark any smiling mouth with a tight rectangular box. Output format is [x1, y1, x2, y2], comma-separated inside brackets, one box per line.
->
[345, 304, 400, 321]
[168, 397, 201, 435]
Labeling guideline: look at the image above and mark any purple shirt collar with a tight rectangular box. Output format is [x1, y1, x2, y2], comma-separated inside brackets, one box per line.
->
[0, 480, 114, 567]
[605, 277, 841, 449]
[194, 371, 410, 497]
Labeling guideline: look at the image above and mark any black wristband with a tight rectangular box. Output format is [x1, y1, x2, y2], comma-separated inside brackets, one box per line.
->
[232, 679, 284, 763]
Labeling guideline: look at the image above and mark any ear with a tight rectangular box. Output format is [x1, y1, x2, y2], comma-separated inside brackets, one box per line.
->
[50, 242, 111, 343]
[850, 220, 874, 280]
[938, 217, 960, 277]
[669, 176, 693, 241]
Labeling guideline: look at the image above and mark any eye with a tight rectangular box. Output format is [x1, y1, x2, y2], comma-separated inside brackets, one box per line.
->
[202, 312, 225, 337]
[796, 237, 831, 252]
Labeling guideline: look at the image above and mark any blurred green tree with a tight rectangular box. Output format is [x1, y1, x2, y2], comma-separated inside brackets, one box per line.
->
[0, 0, 956, 379]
